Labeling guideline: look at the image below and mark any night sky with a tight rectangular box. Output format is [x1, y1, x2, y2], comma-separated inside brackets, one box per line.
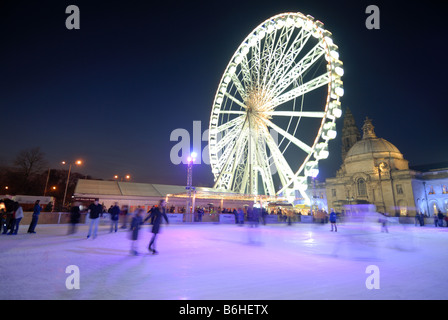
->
[1, 0, 446, 187]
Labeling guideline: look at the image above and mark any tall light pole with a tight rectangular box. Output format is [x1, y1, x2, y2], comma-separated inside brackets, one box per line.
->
[62, 160, 82, 210]
[43, 168, 51, 196]
[186, 152, 197, 217]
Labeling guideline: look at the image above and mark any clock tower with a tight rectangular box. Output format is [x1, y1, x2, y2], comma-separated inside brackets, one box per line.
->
[341, 107, 361, 161]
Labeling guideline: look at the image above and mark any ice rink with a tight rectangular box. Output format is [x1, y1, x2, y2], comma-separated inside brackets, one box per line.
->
[1, 219, 447, 300]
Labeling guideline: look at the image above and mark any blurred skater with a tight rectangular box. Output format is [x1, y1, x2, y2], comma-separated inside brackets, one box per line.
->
[379, 212, 389, 233]
[415, 212, 420, 226]
[130, 207, 144, 255]
[10, 202, 23, 235]
[87, 198, 102, 239]
[0, 208, 7, 234]
[68, 202, 81, 235]
[237, 208, 244, 225]
[247, 206, 259, 228]
[144, 199, 169, 254]
[120, 205, 129, 229]
[109, 202, 120, 233]
[433, 213, 438, 227]
[329, 209, 337, 232]
[438, 210, 444, 227]
[27, 200, 42, 234]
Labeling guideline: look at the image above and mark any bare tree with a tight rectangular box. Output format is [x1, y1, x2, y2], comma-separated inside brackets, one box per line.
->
[13, 147, 48, 193]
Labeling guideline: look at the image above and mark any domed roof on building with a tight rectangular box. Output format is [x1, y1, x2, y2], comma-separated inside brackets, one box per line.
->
[345, 117, 403, 159]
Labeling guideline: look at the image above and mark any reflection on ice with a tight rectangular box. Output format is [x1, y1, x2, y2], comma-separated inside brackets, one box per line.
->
[325, 204, 419, 260]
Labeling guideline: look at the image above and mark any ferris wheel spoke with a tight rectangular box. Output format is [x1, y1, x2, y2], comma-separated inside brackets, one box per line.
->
[264, 26, 295, 90]
[273, 43, 326, 97]
[213, 124, 249, 190]
[224, 92, 247, 109]
[230, 73, 247, 101]
[229, 132, 250, 191]
[240, 55, 253, 91]
[250, 38, 262, 87]
[232, 136, 250, 193]
[261, 117, 313, 154]
[219, 110, 246, 115]
[268, 28, 312, 91]
[264, 131, 298, 189]
[260, 28, 278, 87]
[254, 132, 276, 195]
[213, 115, 245, 134]
[264, 110, 326, 118]
[268, 72, 330, 110]
[216, 120, 246, 152]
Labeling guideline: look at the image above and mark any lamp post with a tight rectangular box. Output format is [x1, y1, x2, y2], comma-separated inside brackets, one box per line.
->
[43, 168, 51, 196]
[62, 160, 82, 210]
[186, 152, 197, 217]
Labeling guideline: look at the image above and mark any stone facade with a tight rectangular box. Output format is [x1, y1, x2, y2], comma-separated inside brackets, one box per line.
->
[325, 116, 448, 217]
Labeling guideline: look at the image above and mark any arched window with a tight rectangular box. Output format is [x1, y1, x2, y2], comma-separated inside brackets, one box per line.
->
[430, 201, 439, 214]
[397, 200, 407, 216]
[357, 178, 367, 197]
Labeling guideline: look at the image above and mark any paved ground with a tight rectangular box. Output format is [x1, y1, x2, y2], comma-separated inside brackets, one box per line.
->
[1, 220, 447, 300]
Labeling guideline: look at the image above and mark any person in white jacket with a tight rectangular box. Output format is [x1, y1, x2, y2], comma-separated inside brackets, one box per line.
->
[11, 202, 24, 235]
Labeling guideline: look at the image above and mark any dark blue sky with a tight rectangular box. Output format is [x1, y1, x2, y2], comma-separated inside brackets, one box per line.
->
[1, 0, 446, 187]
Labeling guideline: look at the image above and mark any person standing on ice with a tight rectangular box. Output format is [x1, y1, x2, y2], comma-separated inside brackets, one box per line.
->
[329, 209, 337, 232]
[129, 207, 144, 255]
[144, 199, 169, 254]
[109, 202, 120, 233]
[87, 198, 102, 239]
[27, 200, 42, 234]
[10, 202, 23, 235]
[68, 201, 81, 235]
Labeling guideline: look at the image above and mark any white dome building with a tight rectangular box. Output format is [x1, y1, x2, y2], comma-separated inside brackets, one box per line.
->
[326, 117, 416, 216]
[326, 114, 448, 219]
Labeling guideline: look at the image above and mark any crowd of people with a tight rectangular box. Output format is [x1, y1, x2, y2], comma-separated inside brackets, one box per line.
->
[68, 198, 170, 256]
[0, 198, 171, 256]
[1, 199, 40, 235]
[3, 197, 448, 253]
[414, 210, 448, 227]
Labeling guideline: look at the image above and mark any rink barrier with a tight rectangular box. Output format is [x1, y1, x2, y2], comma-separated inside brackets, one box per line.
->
[14, 212, 441, 226]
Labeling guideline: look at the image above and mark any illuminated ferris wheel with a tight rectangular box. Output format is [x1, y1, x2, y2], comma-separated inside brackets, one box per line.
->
[208, 12, 344, 200]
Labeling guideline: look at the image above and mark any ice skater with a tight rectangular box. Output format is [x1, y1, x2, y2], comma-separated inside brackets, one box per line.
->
[329, 209, 337, 232]
[130, 207, 144, 255]
[144, 199, 169, 254]
[27, 200, 42, 234]
[379, 212, 389, 233]
[10, 202, 23, 235]
[68, 202, 80, 235]
[109, 202, 120, 233]
[87, 198, 102, 239]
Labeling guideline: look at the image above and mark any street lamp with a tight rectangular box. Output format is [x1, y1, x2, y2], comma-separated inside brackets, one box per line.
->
[186, 152, 197, 216]
[113, 174, 131, 181]
[62, 160, 82, 210]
